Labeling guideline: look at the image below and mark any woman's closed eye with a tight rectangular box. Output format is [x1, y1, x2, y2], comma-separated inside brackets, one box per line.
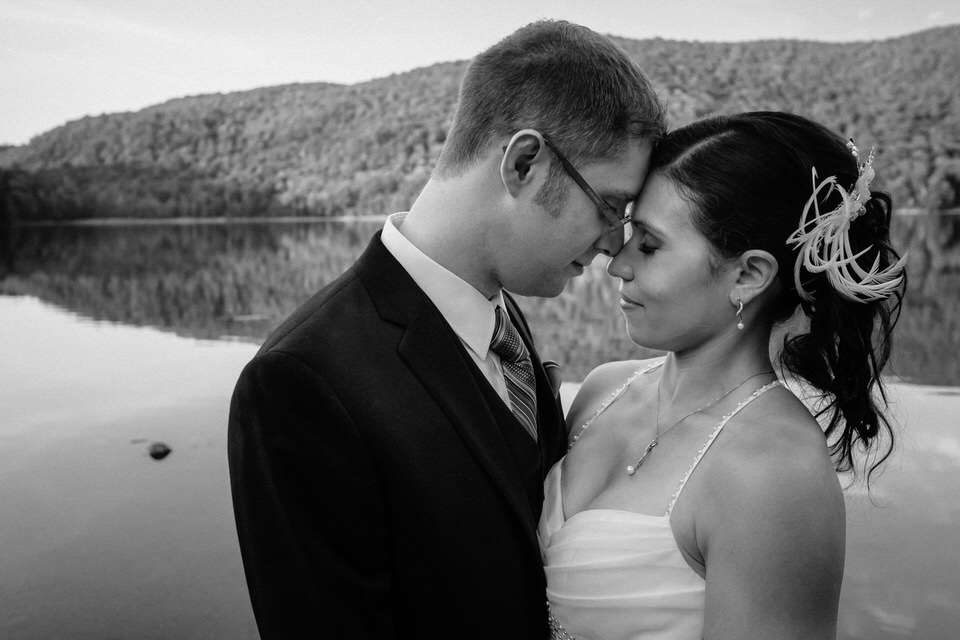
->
[637, 242, 657, 254]
[628, 224, 659, 254]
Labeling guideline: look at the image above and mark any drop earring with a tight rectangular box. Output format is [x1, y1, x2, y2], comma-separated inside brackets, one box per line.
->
[736, 297, 745, 330]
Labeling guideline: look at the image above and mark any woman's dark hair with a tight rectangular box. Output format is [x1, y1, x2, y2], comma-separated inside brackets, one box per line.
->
[651, 111, 906, 481]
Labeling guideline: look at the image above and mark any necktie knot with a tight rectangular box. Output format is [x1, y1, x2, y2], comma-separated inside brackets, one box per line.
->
[490, 306, 529, 364]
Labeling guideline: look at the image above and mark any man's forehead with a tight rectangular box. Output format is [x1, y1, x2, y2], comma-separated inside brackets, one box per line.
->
[584, 140, 652, 196]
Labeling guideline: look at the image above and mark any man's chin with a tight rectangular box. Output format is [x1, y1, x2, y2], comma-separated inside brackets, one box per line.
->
[531, 279, 571, 299]
[504, 268, 582, 298]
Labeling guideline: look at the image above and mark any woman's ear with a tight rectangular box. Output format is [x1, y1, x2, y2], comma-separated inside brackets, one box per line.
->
[730, 249, 779, 307]
[500, 129, 548, 197]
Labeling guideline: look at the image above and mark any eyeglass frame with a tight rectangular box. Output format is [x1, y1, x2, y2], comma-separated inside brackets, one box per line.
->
[540, 134, 633, 236]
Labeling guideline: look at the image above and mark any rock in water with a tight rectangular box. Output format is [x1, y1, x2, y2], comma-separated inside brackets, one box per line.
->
[148, 442, 172, 460]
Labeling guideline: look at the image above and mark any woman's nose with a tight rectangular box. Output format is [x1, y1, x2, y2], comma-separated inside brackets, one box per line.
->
[607, 249, 632, 280]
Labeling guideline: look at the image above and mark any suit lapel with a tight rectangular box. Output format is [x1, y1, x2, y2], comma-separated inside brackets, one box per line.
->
[354, 233, 539, 553]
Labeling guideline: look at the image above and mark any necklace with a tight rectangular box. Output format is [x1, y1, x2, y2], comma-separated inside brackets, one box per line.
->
[625, 370, 774, 475]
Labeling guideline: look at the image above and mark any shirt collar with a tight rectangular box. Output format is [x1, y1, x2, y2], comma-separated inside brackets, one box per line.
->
[381, 212, 503, 358]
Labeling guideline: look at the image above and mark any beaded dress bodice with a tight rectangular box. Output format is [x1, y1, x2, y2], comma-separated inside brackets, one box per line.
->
[538, 361, 781, 640]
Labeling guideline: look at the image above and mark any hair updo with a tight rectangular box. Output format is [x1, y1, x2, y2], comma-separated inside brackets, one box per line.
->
[650, 111, 906, 480]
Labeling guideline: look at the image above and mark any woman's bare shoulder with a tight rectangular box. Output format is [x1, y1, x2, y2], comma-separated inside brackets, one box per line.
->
[702, 389, 845, 551]
[717, 389, 836, 484]
[565, 358, 661, 438]
[698, 397, 846, 636]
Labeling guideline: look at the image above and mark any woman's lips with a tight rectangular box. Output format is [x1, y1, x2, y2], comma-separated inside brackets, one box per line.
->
[619, 292, 642, 307]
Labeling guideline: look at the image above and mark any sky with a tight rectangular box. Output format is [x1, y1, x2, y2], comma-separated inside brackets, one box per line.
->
[1, 0, 958, 146]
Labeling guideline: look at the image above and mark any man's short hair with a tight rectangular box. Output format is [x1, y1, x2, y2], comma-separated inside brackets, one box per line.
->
[435, 20, 666, 176]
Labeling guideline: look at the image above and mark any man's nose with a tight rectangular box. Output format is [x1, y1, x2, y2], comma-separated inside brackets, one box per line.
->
[595, 225, 624, 256]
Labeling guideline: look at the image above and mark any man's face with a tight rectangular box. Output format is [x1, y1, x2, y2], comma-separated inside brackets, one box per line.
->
[499, 138, 653, 298]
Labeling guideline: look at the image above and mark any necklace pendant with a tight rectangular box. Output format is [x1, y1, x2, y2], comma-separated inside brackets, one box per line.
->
[640, 439, 658, 462]
[626, 440, 658, 476]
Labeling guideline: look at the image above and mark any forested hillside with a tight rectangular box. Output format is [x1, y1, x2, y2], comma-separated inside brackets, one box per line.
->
[1, 26, 958, 221]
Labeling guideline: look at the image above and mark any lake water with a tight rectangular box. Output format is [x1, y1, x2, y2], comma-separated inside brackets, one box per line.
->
[0, 296, 258, 639]
[1, 219, 959, 638]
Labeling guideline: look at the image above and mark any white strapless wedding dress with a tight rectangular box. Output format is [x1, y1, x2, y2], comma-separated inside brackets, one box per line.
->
[538, 362, 781, 640]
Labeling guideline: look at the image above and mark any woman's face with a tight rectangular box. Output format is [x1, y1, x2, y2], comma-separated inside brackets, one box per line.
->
[607, 172, 737, 353]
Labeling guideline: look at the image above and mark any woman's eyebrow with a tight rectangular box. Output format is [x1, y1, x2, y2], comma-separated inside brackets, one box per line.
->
[631, 218, 666, 238]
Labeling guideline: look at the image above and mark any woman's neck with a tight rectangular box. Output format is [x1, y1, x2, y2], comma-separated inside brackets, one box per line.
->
[659, 333, 775, 411]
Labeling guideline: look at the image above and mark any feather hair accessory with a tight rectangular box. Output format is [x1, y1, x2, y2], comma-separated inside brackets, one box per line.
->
[786, 140, 907, 303]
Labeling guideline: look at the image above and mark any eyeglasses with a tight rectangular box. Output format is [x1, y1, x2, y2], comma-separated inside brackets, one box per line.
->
[541, 134, 633, 247]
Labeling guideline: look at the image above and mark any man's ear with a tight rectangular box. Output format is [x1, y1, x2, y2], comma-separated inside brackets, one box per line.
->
[500, 129, 548, 197]
[730, 249, 779, 306]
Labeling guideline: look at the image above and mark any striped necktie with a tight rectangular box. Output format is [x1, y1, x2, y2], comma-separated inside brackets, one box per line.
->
[489, 306, 538, 441]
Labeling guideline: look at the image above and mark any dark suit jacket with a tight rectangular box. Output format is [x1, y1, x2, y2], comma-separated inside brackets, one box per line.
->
[228, 231, 567, 639]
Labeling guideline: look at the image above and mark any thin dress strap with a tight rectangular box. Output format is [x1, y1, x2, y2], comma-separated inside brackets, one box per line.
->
[665, 380, 782, 516]
[567, 360, 664, 450]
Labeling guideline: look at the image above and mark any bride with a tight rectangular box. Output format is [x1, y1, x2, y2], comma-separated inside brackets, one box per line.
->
[539, 112, 907, 639]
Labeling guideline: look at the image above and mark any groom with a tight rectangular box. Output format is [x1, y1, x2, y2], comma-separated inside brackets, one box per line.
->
[228, 19, 664, 639]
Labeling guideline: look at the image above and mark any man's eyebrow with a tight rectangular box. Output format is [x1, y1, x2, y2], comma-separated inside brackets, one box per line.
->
[604, 189, 639, 203]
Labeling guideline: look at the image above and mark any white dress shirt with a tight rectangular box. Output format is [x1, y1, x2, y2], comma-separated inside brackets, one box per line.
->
[381, 212, 510, 405]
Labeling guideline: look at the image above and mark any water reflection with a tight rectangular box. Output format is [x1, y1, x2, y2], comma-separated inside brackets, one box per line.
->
[2, 221, 380, 341]
[1, 215, 957, 384]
